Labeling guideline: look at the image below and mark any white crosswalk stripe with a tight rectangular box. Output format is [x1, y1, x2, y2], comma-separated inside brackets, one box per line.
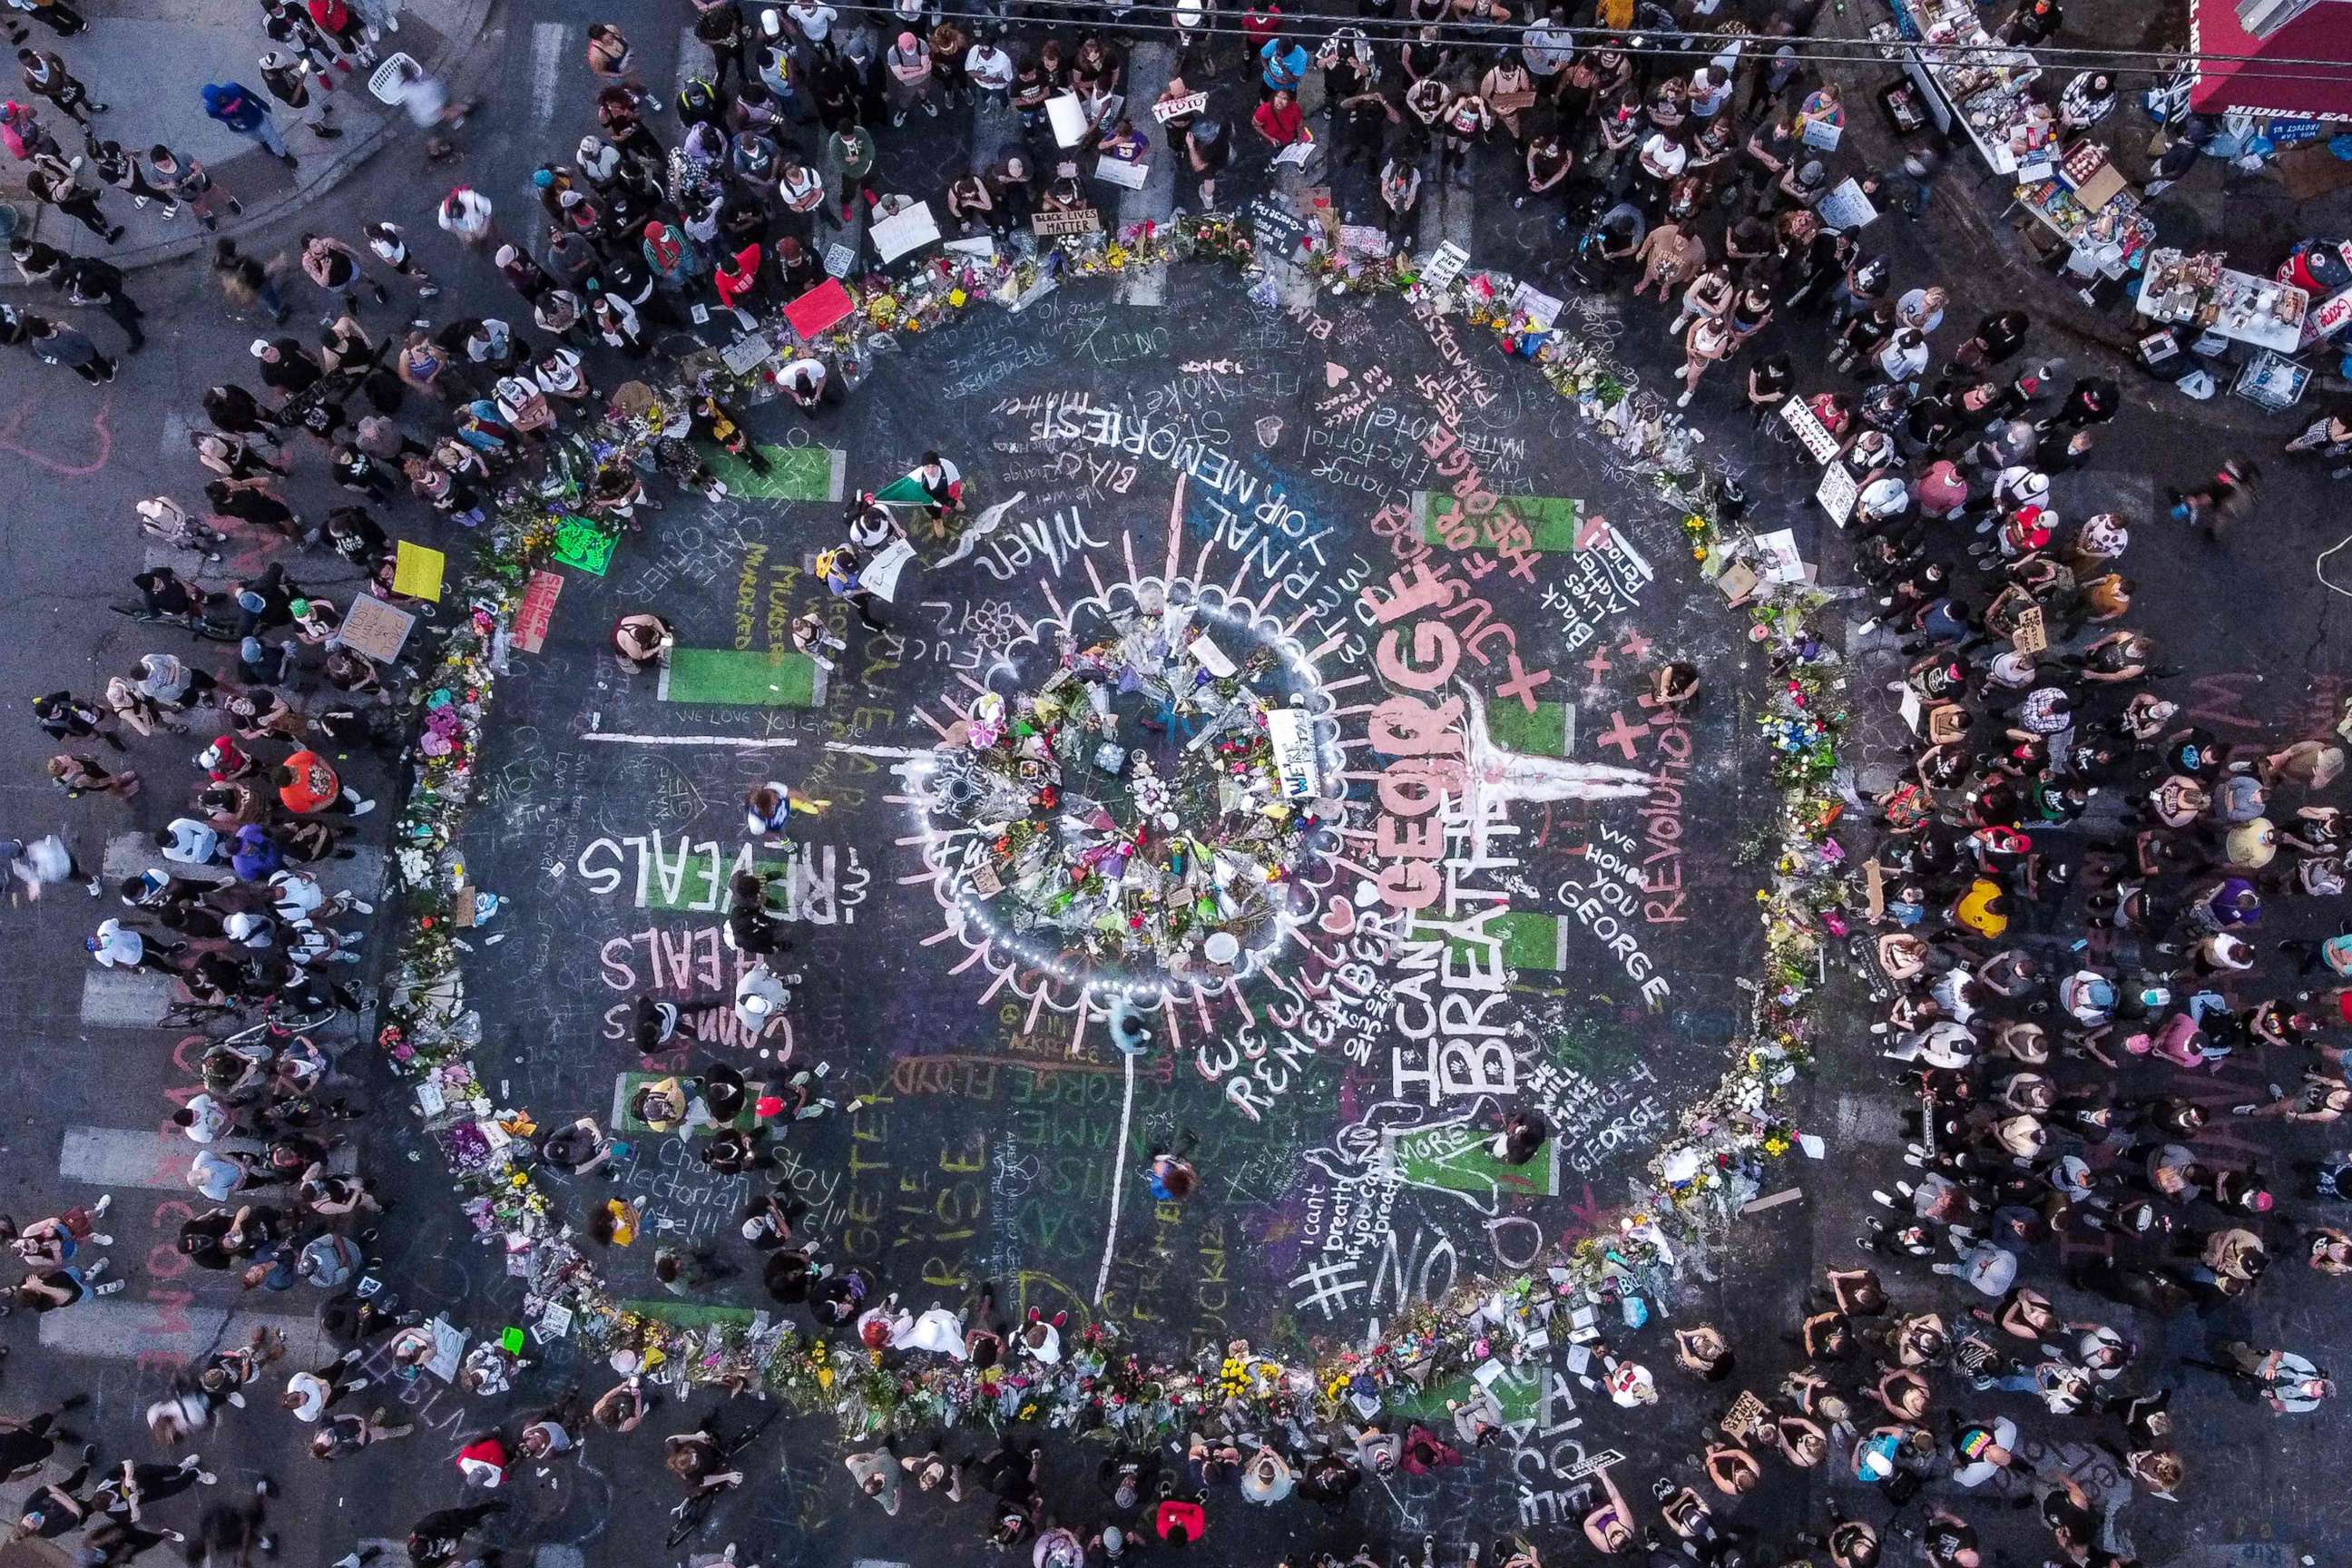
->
[80, 966, 181, 1028]
[38, 1299, 332, 1367]
[59, 1127, 358, 1191]
[1112, 41, 1174, 308]
[142, 544, 230, 585]
[530, 21, 570, 130]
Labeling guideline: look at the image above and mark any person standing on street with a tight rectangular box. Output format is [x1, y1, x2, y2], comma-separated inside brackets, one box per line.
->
[27, 316, 112, 382]
[272, 749, 376, 818]
[59, 254, 142, 351]
[87, 916, 184, 974]
[33, 691, 122, 751]
[148, 144, 240, 230]
[436, 184, 495, 250]
[213, 239, 289, 323]
[258, 51, 341, 142]
[814, 544, 886, 631]
[906, 449, 965, 533]
[25, 155, 119, 241]
[201, 80, 298, 167]
[823, 119, 877, 223]
[304, 0, 376, 64]
[363, 220, 438, 296]
[15, 47, 99, 122]
[1, 830, 101, 899]
[584, 23, 662, 109]
[299, 233, 387, 316]
[10, 0, 88, 37]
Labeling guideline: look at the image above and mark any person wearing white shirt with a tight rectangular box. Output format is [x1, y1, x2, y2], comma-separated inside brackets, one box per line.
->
[1638, 131, 1687, 186]
[1857, 475, 1911, 524]
[270, 867, 371, 923]
[87, 916, 180, 972]
[281, 1351, 369, 1423]
[734, 961, 795, 1036]
[156, 818, 221, 867]
[187, 1147, 250, 1202]
[1877, 328, 1929, 383]
[779, 357, 836, 414]
[787, 0, 837, 45]
[1520, 12, 1573, 78]
[2, 832, 97, 898]
[1687, 65, 1731, 118]
[1896, 285, 1947, 335]
[137, 652, 211, 710]
[172, 1093, 234, 1143]
[966, 41, 1014, 100]
[776, 158, 826, 226]
[224, 911, 278, 950]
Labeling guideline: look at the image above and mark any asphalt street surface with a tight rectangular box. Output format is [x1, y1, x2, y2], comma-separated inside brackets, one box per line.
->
[0, 2, 2349, 1567]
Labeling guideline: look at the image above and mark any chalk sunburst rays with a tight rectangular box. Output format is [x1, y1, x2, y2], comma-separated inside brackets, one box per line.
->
[906, 564, 1350, 1034]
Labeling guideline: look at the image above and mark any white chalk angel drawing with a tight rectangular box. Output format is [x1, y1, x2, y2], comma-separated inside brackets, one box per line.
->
[1302, 1097, 1532, 1215]
[931, 489, 1030, 570]
[1455, 684, 1650, 857]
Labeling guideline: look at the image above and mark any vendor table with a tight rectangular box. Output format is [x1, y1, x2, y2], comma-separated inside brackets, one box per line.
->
[1888, 0, 2153, 279]
[2135, 248, 2310, 353]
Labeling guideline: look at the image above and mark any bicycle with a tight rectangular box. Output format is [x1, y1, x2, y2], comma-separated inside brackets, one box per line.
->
[166, 995, 345, 1044]
[663, 1409, 779, 1548]
[107, 603, 239, 642]
[216, 1001, 343, 1045]
[162, 996, 241, 1032]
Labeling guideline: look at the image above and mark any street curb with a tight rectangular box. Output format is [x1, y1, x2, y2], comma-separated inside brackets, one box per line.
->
[2, 0, 497, 280]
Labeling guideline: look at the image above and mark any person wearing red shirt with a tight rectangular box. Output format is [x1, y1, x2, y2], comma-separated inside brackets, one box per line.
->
[1153, 1495, 1206, 1545]
[1251, 88, 1306, 148]
[305, 0, 374, 64]
[273, 749, 376, 817]
[1240, 3, 1282, 47]
[713, 243, 761, 310]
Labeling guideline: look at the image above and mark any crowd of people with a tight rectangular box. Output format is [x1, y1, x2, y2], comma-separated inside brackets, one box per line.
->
[1441, 17, 2347, 1568]
[1, 0, 2347, 1559]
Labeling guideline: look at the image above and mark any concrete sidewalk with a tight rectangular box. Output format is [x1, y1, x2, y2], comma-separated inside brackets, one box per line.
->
[3, 0, 495, 271]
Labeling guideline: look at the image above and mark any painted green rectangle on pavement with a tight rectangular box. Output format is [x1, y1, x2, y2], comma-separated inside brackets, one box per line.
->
[1382, 1118, 1562, 1200]
[1387, 1367, 1546, 1426]
[643, 856, 791, 913]
[1416, 491, 1583, 553]
[661, 647, 820, 707]
[1445, 908, 1563, 974]
[1481, 698, 1574, 757]
[612, 1071, 769, 1135]
[621, 1298, 759, 1328]
[701, 444, 844, 503]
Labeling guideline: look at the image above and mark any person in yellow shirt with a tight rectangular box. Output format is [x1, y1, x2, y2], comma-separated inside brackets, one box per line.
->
[1953, 877, 2008, 939]
[597, 1196, 644, 1246]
